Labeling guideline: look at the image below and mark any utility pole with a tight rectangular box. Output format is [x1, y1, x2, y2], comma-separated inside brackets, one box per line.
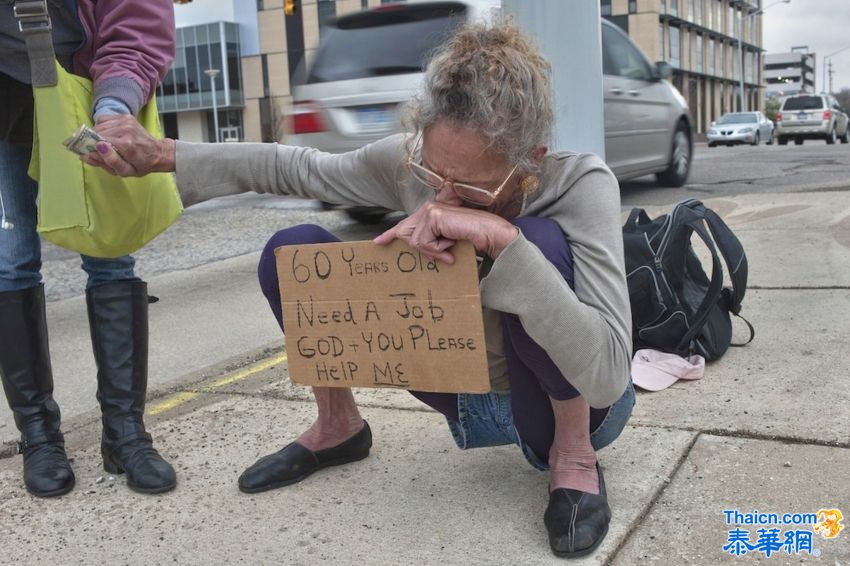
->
[204, 68, 221, 143]
[501, 0, 605, 158]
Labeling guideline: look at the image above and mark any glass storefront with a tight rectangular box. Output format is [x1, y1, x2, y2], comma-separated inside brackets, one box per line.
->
[158, 22, 244, 140]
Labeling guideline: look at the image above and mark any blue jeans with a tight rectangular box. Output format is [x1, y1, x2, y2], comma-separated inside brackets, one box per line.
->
[0, 140, 137, 292]
[447, 383, 635, 471]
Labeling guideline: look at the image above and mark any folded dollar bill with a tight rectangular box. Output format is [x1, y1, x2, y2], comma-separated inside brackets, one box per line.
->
[62, 124, 104, 155]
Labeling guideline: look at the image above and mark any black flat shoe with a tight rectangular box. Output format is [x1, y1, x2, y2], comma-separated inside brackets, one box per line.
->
[238, 421, 372, 493]
[543, 463, 611, 558]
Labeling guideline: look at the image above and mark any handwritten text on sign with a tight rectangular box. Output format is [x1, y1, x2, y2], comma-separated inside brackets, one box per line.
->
[275, 240, 489, 393]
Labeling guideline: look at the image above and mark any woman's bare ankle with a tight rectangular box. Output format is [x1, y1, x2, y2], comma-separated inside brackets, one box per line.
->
[548, 444, 599, 494]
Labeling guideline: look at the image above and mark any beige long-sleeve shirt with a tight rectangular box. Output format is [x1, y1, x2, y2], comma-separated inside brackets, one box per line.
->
[175, 134, 632, 408]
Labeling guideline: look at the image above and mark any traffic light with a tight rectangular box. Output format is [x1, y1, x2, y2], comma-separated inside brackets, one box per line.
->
[284, 0, 297, 16]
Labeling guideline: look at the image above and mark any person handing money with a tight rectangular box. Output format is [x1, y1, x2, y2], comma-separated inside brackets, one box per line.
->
[0, 0, 178, 500]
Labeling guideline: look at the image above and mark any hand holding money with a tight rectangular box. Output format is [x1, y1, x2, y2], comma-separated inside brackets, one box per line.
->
[63, 124, 105, 155]
[79, 115, 176, 177]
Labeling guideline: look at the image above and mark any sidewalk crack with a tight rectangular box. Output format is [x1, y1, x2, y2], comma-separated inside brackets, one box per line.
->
[604, 431, 701, 565]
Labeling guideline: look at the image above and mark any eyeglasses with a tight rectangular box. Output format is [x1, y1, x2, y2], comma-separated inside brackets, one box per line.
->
[406, 135, 518, 206]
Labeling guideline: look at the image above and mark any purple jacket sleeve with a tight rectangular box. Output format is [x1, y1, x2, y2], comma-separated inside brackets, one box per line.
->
[74, 0, 176, 115]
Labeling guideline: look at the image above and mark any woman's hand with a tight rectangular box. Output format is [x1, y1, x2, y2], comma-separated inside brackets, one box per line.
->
[374, 201, 519, 264]
[80, 115, 175, 177]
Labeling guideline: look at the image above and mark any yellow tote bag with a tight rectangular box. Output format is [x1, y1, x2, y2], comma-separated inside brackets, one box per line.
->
[29, 62, 183, 258]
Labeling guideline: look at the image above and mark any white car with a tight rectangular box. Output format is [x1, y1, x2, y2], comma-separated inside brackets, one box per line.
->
[707, 112, 774, 147]
[775, 93, 850, 145]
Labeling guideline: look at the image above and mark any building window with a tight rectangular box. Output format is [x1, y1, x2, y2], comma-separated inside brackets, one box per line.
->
[601, 0, 612, 16]
[669, 26, 680, 67]
[709, 37, 715, 74]
[670, 0, 678, 17]
[688, 0, 694, 21]
[659, 23, 665, 60]
[361, 0, 368, 7]
[696, 34, 703, 73]
[695, 0, 702, 25]
[318, 0, 336, 39]
[706, 0, 712, 28]
[660, 0, 665, 15]
[629, 0, 637, 13]
[728, 5, 734, 36]
[606, 15, 629, 32]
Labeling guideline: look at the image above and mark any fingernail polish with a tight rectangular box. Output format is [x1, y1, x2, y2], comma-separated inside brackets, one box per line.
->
[97, 143, 109, 155]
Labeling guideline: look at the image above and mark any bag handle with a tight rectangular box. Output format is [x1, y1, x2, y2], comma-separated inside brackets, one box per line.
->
[14, 0, 57, 87]
[624, 207, 652, 231]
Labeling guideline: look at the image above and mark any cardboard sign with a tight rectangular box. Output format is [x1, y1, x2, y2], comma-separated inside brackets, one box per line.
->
[275, 240, 490, 393]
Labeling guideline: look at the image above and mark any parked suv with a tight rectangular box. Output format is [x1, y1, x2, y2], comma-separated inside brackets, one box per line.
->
[775, 93, 850, 145]
[287, 2, 693, 220]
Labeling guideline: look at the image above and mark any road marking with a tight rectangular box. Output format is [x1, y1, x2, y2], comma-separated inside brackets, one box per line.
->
[147, 353, 288, 416]
[148, 391, 199, 415]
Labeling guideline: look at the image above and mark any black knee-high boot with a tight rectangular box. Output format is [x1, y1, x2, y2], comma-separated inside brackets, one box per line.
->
[86, 281, 176, 494]
[0, 285, 75, 497]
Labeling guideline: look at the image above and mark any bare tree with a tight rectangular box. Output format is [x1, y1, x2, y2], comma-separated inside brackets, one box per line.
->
[835, 88, 850, 111]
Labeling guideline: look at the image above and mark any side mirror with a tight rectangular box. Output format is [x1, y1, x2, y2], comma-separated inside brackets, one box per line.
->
[653, 61, 673, 81]
[710, 121, 716, 127]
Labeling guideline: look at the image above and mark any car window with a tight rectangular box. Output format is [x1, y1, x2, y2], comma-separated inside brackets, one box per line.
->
[782, 96, 825, 111]
[601, 24, 652, 80]
[718, 113, 757, 124]
[304, 3, 467, 84]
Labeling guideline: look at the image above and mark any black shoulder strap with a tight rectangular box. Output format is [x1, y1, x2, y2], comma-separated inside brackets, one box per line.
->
[675, 201, 754, 349]
[14, 1, 58, 87]
[675, 217, 725, 353]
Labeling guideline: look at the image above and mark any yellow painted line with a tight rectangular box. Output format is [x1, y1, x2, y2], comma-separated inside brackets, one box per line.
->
[205, 353, 288, 389]
[146, 353, 288, 416]
[148, 391, 199, 416]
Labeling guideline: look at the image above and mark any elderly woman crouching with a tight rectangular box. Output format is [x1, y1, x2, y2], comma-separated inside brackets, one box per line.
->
[85, 22, 635, 558]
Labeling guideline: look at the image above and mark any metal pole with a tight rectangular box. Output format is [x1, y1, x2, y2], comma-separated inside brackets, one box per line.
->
[738, 11, 745, 111]
[210, 75, 220, 143]
[204, 68, 221, 143]
[501, 0, 605, 158]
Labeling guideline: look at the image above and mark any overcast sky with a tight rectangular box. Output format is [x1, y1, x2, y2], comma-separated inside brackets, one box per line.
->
[762, 0, 850, 93]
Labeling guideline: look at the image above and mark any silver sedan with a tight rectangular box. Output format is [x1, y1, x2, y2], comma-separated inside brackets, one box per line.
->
[707, 112, 775, 147]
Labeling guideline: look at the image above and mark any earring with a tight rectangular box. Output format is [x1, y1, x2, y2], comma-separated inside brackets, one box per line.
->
[520, 175, 539, 194]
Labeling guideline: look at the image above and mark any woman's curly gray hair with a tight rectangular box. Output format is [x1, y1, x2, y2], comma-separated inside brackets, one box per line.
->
[405, 21, 553, 173]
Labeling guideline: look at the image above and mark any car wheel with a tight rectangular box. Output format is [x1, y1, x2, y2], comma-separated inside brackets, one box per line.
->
[778, 136, 788, 146]
[795, 137, 804, 145]
[841, 128, 850, 144]
[766, 130, 774, 145]
[345, 206, 391, 224]
[751, 132, 760, 146]
[708, 142, 717, 148]
[656, 122, 691, 187]
[826, 127, 837, 144]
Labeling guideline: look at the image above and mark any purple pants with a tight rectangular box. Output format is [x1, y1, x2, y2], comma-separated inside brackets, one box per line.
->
[257, 219, 610, 462]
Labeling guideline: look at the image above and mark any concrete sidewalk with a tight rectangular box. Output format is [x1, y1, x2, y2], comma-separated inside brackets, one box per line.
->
[0, 190, 848, 565]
